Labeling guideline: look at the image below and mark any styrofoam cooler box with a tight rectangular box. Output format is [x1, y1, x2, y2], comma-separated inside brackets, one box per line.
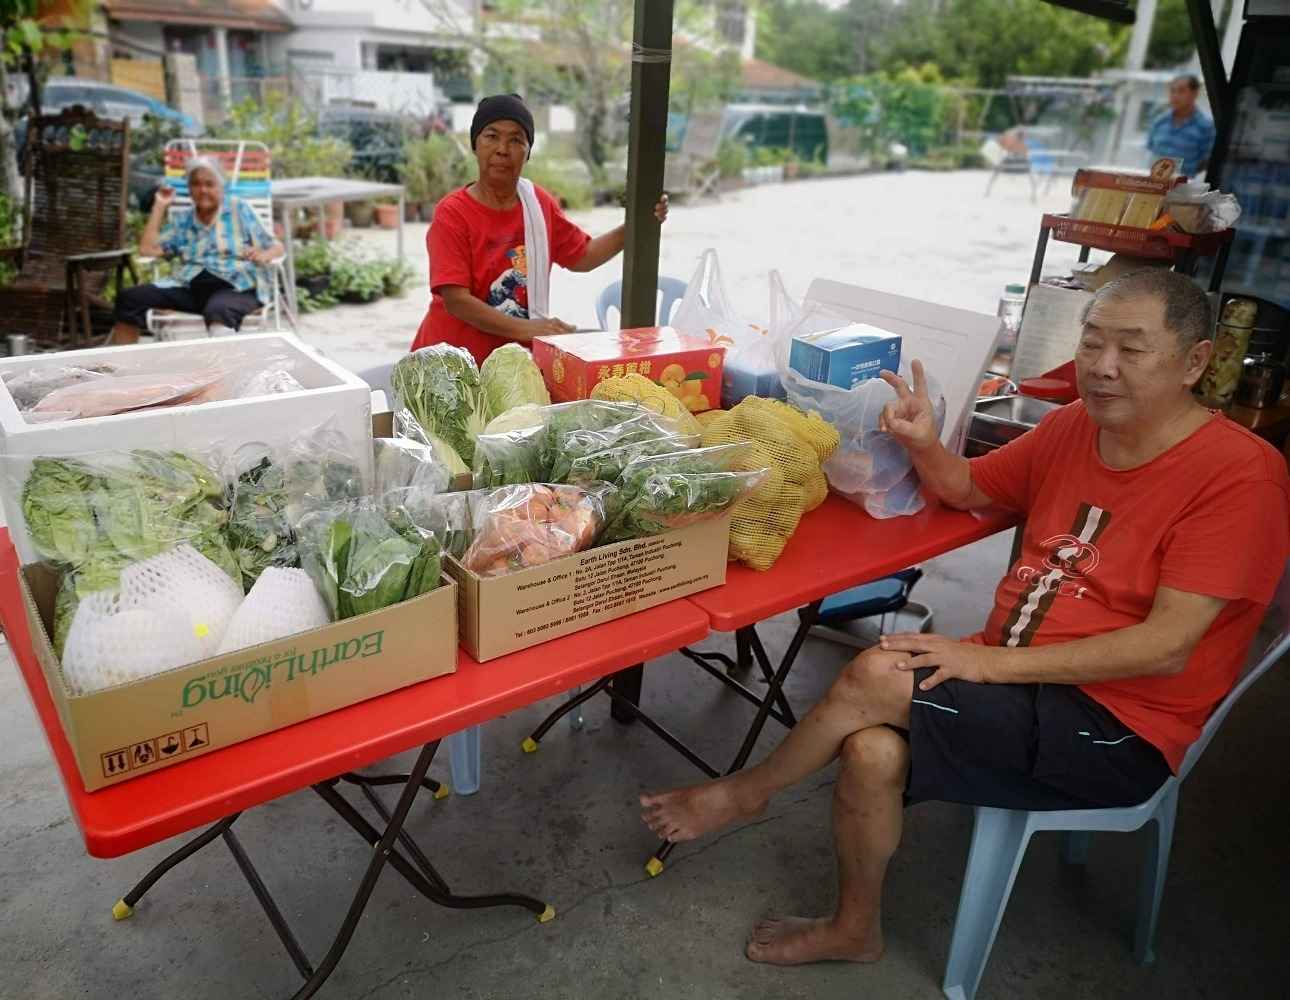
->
[0, 333, 373, 565]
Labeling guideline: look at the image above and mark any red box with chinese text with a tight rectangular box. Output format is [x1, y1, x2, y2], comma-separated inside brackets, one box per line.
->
[532, 327, 726, 414]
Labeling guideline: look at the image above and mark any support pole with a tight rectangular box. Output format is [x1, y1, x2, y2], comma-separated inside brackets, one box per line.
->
[1185, 0, 1229, 132]
[621, 0, 674, 330]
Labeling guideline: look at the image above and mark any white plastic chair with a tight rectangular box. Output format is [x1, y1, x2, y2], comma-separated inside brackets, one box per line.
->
[942, 561, 1290, 1000]
[595, 275, 688, 330]
[144, 139, 293, 338]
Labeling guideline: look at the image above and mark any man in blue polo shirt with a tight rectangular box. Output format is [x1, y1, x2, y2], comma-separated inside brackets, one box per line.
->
[1147, 75, 1216, 177]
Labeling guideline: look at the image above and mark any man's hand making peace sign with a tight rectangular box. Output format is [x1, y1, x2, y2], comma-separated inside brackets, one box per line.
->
[877, 359, 940, 454]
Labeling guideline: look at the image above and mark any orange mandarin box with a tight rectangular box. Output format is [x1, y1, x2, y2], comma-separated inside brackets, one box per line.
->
[532, 327, 726, 413]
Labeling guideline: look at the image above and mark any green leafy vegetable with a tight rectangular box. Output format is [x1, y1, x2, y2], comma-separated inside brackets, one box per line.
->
[543, 401, 683, 484]
[226, 455, 297, 591]
[479, 343, 550, 418]
[296, 500, 442, 620]
[22, 458, 100, 564]
[391, 345, 492, 469]
[600, 444, 768, 543]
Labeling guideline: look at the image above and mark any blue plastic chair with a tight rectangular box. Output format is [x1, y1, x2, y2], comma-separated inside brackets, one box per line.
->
[941, 562, 1290, 1000]
[594, 275, 688, 329]
[358, 361, 482, 795]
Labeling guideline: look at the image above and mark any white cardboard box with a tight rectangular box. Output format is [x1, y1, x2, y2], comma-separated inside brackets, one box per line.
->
[0, 333, 372, 564]
[803, 281, 1000, 454]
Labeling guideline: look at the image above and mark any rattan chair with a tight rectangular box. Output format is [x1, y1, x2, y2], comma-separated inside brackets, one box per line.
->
[1, 106, 135, 349]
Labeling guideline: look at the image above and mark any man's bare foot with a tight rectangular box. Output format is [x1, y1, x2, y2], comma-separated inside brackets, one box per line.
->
[639, 777, 765, 842]
[745, 916, 884, 966]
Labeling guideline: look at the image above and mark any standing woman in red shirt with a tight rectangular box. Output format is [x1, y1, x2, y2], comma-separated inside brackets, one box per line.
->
[410, 94, 670, 366]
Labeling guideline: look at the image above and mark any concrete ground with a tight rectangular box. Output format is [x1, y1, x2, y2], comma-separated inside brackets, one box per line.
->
[2, 171, 1288, 998]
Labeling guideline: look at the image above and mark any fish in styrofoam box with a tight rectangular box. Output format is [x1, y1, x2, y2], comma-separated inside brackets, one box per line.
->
[788, 324, 902, 390]
[532, 327, 726, 413]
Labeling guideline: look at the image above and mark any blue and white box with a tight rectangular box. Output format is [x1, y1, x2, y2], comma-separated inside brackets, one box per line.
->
[788, 324, 902, 389]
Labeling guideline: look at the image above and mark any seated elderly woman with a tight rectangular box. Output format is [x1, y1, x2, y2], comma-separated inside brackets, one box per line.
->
[111, 156, 284, 342]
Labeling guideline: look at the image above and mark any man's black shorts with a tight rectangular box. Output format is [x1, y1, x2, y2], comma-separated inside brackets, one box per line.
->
[904, 668, 1171, 811]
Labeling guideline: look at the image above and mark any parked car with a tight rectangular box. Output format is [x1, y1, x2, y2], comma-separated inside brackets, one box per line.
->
[662, 104, 829, 164]
[318, 105, 414, 183]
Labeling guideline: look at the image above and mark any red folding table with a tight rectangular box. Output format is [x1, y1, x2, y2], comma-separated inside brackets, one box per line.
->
[521, 495, 1016, 874]
[0, 531, 709, 999]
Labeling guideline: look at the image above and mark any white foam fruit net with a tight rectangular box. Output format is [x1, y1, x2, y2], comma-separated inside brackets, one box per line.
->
[62, 545, 244, 695]
[217, 566, 330, 656]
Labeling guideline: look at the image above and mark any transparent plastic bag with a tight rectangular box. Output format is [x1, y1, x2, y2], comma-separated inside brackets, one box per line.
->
[720, 270, 808, 406]
[294, 497, 443, 620]
[2, 363, 118, 410]
[284, 418, 367, 514]
[562, 430, 701, 486]
[461, 483, 614, 578]
[382, 487, 484, 559]
[544, 401, 683, 483]
[225, 443, 298, 592]
[472, 419, 550, 488]
[781, 362, 945, 518]
[19, 346, 304, 423]
[374, 437, 451, 495]
[601, 443, 769, 543]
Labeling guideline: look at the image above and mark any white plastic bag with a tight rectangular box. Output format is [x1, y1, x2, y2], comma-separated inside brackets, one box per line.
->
[782, 360, 946, 519]
[671, 250, 767, 409]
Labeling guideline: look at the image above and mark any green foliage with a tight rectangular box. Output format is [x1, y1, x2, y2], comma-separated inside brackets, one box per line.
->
[296, 285, 338, 313]
[210, 92, 353, 179]
[399, 133, 472, 204]
[756, 0, 872, 82]
[715, 137, 748, 180]
[290, 237, 408, 310]
[1146, 0, 1199, 70]
[130, 113, 183, 172]
[833, 65, 957, 157]
[522, 155, 593, 210]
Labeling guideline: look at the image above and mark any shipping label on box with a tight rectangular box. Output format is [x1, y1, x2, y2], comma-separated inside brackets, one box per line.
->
[788, 324, 901, 389]
[20, 564, 458, 791]
[532, 327, 726, 413]
[448, 514, 729, 661]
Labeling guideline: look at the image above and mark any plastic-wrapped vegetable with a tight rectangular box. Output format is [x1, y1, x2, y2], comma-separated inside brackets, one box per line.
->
[562, 431, 700, 486]
[600, 444, 768, 543]
[543, 400, 683, 483]
[383, 487, 483, 559]
[295, 498, 443, 620]
[473, 420, 549, 488]
[391, 345, 491, 469]
[462, 483, 613, 578]
[285, 421, 365, 510]
[374, 436, 451, 495]
[590, 372, 703, 435]
[225, 449, 297, 591]
[479, 342, 550, 417]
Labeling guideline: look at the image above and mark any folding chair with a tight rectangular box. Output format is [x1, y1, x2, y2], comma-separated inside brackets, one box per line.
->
[941, 561, 1290, 1000]
[143, 139, 293, 339]
[810, 568, 933, 650]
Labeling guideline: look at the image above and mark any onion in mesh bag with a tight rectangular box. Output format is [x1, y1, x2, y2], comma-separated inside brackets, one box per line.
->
[217, 566, 330, 655]
[61, 544, 244, 694]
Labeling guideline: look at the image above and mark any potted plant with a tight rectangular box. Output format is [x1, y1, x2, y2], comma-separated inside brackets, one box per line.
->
[346, 200, 375, 228]
[373, 198, 400, 229]
[330, 257, 386, 303]
[400, 134, 470, 222]
[293, 239, 333, 297]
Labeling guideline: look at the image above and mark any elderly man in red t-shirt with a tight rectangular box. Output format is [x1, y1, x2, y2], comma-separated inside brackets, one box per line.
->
[641, 269, 1289, 967]
[410, 94, 669, 366]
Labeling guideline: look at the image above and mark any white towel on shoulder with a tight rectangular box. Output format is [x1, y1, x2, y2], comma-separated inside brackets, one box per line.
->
[516, 178, 550, 320]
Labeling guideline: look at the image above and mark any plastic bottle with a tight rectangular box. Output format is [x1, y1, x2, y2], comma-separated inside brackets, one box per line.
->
[995, 283, 1026, 358]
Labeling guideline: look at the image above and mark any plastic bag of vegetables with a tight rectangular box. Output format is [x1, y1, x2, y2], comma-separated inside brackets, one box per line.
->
[479, 342, 550, 418]
[472, 404, 550, 488]
[462, 483, 614, 578]
[295, 498, 443, 620]
[284, 419, 366, 512]
[225, 446, 298, 591]
[373, 436, 451, 495]
[600, 444, 769, 543]
[543, 400, 684, 484]
[562, 429, 701, 486]
[382, 487, 483, 559]
[391, 345, 491, 472]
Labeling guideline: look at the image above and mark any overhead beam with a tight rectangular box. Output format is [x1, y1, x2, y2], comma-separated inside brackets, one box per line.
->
[621, 0, 674, 330]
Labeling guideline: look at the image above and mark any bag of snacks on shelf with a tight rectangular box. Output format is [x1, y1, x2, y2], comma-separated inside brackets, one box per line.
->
[461, 483, 613, 578]
[1197, 297, 1259, 407]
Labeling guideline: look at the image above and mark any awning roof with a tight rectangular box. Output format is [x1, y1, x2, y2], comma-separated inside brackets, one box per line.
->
[103, 0, 292, 32]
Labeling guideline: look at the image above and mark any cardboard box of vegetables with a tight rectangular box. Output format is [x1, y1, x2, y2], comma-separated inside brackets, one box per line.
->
[10, 424, 458, 792]
[387, 344, 767, 660]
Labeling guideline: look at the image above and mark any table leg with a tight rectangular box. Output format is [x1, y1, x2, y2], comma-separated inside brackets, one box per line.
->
[523, 675, 613, 752]
[396, 193, 406, 262]
[281, 209, 299, 318]
[113, 813, 240, 919]
[609, 664, 644, 724]
[224, 825, 315, 980]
